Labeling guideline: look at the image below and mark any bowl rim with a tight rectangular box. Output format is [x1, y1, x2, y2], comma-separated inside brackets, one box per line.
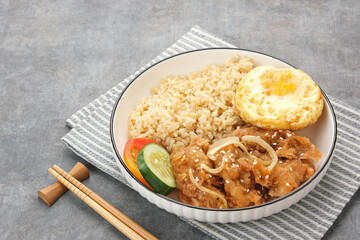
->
[110, 47, 337, 212]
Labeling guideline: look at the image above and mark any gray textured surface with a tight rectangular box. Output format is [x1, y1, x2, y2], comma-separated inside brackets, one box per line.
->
[1, 0, 359, 239]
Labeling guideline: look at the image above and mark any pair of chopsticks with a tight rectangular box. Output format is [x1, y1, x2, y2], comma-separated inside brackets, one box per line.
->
[48, 165, 158, 240]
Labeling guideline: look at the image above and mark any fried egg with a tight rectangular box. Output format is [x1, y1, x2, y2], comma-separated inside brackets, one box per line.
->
[234, 66, 324, 130]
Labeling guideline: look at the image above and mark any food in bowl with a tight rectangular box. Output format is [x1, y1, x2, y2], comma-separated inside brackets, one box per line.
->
[137, 143, 176, 195]
[123, 138, 158, 189]
[123, 138, 176, 195]
[128, 55, 254, 152]
[235, 66, 324, 130]
[170, 126, 321, 208]
[124, 54, 324, 209]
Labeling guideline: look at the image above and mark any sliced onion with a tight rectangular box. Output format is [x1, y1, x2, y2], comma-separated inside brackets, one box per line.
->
[207, 137, 255, 160]
[200, 155, 226, 174]
[188, 169, 228, 209]
[207, 137, 239, 160]
[241, 135, 278, 171]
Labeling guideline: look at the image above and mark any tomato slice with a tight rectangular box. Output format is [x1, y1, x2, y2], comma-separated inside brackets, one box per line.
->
[123, 138, 158, 189]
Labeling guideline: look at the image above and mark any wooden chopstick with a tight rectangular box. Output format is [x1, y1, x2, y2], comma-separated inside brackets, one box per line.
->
[48, 166, 158, 240]
[51, 165, 157, 240]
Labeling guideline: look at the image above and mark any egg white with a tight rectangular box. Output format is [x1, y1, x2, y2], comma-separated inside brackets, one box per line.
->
[234, 66, 324, 130]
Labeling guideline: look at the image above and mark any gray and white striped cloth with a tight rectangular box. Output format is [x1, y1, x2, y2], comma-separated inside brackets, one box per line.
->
[62, 25, 360, 240]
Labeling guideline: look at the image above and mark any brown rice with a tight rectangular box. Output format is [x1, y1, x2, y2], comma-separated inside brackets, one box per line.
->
[128, 55, 254, 152]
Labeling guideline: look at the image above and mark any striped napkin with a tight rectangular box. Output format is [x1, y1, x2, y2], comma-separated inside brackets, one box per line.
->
[62, 25, 360, 240]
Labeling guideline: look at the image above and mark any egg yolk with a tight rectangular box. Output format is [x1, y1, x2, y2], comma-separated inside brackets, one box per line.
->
[261, 70, 297, 96]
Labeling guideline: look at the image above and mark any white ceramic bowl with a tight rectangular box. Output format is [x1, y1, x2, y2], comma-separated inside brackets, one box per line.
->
[110, 48, 337, 223]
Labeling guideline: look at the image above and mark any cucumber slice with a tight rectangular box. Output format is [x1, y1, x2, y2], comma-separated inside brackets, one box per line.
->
[137, 143, 176, 195]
